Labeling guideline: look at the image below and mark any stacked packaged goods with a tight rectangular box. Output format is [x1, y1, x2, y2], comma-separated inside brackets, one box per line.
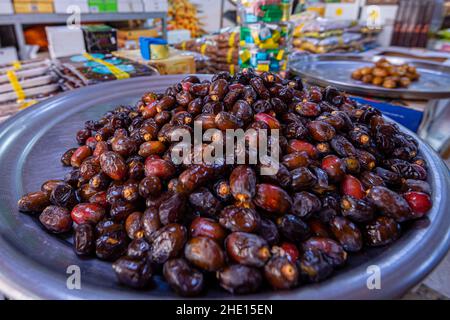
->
[212, 31, 239, 74]
[292, 18, 380, 54]
[174, 29, 239, 74]
[0, 59, 60, 119]
[0, 54, 158, 121]
[237, 0, 294, 73]
[178, 51, 213, 74]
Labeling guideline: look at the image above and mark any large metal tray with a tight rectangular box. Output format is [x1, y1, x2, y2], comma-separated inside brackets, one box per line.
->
[0, 76, 449, 300]
[289, 54, 450, 100]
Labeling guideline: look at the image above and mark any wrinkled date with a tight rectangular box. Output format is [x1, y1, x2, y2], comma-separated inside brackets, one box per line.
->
[225, 232, 271, 267]
[163, 258, 204, 297]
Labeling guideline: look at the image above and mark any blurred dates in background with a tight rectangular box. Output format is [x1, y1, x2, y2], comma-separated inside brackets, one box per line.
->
[175, 304, 273, 316]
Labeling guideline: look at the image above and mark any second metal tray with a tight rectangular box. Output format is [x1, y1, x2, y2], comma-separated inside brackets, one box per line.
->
[289, 54, 450, 100]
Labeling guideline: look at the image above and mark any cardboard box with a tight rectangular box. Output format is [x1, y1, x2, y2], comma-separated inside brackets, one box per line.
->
[0, 0, 14, 14]
[142, 0, 167, 12]
[0, 47, 18, 65]
[113, 49, 195, 75]
[324, 2, 361, 20]
[117, 28, 158, 41]
[54, 0, 89, 13]
[46, 26, 86, 58]
[13, 0, 54, 13]
[117, 0, 143, 12]
[117, 28, 158, 49]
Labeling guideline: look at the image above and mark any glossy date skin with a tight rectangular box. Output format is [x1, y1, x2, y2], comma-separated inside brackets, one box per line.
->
[17, 70, 433, 297]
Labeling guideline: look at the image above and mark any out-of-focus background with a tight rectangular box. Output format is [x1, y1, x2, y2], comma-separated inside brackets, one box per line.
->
[0, 0, 449, 299]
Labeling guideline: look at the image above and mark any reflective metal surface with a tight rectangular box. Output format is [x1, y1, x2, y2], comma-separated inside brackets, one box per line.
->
[0, 75, 449, 299]
[289, 54, 450, 100]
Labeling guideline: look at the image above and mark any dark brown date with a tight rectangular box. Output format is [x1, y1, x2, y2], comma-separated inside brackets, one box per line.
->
[282, 151, 310, 170]
[291, 167, 317, 191]
[149, 224, 186, 264]
[39, 205, 72, 233]
[330, 135, 356, 157]
[142, 207, 161, 241]
[41, 179, 64, 196]
[250, 77, 270, 99]
[112, 256, 153, 288]
[184, 236, 225, 271]
[74, 223, 95, 256]
[163, 258, 204, 297]
[229, 165, 256, 203]
[302, 237, 347, 267]
[61, 148, 77, 166]
[188, 187, 222, 217]
[291, 191, 321, 218]
[364, 216, 400, 246]
[18, 191, 50, 213]
[307, 121, 336, 142]
[138, 175, 162, 198]
[219, 206, 260, 233]
[254, 184, 292, 214]
[99, 151, 127, 181]
[215, 111, 243, 130]
[299, 249, 333, 283]
[225, 232, 271, 267]
[341, 195, 374, 223]
[158, 193, 185, 225]
[127, 238, 151, 259]
[71, 146, 92, 168]
[190, 217, 226, 243]
[218, 265, 262, 294]
[209, 79, 229, 101]
[125, 211, 143, 239]
[277, 214, 310, 244]
[329, 216, 362, 252]
[264, 255, 299, 290]
[144, 158, 176, 181]
[95, 227, 128, 260]
[367, 186, 413, 222]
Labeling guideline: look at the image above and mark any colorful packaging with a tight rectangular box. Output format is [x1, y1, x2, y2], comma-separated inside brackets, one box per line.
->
[238, 0, 293, 24]
[82, 24, 117, 54]
[58, 53, 156, 84]
[238, 1, 293, 73]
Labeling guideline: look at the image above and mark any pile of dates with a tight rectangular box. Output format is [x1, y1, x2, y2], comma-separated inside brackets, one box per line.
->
[18, 69, 433, 296]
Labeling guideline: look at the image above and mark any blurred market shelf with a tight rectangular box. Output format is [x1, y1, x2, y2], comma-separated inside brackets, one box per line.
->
[0, 12, 168, 60]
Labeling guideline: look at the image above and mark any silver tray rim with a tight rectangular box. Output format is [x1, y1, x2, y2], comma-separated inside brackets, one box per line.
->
[289, 54, 450, 100]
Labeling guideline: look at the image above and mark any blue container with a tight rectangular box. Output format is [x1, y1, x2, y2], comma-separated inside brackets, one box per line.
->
[139, 37, 167, 60]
